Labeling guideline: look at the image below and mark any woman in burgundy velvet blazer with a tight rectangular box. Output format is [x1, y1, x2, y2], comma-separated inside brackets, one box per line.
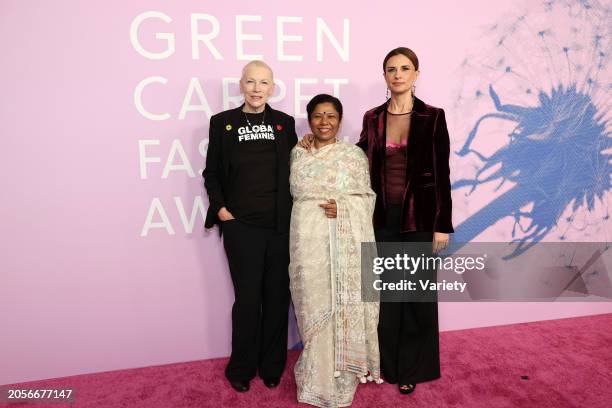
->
[360, 47, 454, 395]
[356, 95, 453, 235]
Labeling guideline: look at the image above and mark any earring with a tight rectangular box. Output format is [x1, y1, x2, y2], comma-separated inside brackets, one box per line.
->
[412, 84, 416, 97]
[386, 88, 390, 100]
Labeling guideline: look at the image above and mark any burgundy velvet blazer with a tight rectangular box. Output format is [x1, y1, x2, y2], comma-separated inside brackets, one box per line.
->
[357, 97, 454, 233]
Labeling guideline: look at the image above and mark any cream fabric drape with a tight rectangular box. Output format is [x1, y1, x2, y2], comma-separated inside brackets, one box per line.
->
[289, 141, 381, 408]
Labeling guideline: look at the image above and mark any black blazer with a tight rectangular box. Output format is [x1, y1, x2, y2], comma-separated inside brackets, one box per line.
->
[202, 104, 298, 234]
[357, 97, 454, 233]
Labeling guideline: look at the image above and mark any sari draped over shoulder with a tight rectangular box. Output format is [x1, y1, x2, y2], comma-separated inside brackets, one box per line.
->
[289, 141, 381, 408]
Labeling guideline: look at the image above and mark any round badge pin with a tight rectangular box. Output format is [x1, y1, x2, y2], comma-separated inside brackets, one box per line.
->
[225, 124, 232, 131]
[276, 124, 283, 131]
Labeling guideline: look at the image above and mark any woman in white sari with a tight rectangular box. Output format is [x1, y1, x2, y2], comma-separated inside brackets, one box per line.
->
[289, 94, 381, 408]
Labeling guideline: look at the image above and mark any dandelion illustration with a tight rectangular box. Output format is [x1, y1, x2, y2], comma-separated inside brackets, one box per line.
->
[451, 0, 611, 256]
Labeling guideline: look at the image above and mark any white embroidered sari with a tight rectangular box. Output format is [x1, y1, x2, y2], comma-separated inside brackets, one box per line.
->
[289, 141, 381, 408]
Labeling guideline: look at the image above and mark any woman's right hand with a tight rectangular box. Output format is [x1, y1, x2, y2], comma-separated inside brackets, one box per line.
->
[319, 199, 337, 218]
[298, 134, 314, 150]
[217, 207, 235, 221]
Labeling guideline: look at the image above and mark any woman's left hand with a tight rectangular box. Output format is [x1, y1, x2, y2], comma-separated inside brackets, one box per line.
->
[432, 232, 449, 254]
[319, 199, 337, 218]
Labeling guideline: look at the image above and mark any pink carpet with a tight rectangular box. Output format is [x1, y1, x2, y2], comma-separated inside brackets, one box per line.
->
[3, 313, 612, 408]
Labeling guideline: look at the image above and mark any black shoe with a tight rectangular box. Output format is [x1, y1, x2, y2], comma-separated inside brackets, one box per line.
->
[398, 383, 416, 395]
[263, 378, 280, 388]
[229, 379, 250, 392]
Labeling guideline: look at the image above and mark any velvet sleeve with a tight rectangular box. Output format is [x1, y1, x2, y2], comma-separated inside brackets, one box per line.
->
[432, 109, 454, 233]
[356, 112, 369, 152]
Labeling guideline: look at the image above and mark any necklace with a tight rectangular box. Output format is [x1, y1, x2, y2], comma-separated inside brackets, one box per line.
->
[243, 109, 265, 127]
[387, 95, 415, 115]
[310, 139, 338, 160]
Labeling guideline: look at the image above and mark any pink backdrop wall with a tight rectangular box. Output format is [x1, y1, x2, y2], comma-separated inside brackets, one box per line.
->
[1, 0, 611, 385]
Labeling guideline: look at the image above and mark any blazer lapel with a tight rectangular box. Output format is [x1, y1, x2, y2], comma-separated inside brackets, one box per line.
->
[371, 102, 387, 159]
[268, 104, 288, 162]
[406, 98, 430, 177]
[222, 106, 243, 176]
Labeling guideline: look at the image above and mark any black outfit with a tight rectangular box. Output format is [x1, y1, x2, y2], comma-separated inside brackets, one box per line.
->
[203, 104, 296, 233]
[375, 206, 440, 385]
[203, 104, 297, 382]
[225, 111, 278, 227]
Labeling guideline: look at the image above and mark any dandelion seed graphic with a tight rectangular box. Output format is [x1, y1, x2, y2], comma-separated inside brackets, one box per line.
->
[451, 0, 611, 256]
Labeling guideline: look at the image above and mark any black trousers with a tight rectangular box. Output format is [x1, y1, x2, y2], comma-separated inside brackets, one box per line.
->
[222, 219, 290, 382]
[375, 206, 441, 385]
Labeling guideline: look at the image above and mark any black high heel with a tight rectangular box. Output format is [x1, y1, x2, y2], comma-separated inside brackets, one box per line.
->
[398, 383, 416, 395]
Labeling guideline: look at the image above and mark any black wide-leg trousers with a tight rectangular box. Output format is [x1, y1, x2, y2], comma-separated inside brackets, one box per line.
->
[375, 206, 441, 385]
[221, 219, 290, 382]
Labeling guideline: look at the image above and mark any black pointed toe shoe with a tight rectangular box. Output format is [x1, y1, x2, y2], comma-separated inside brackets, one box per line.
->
[263, 378, 280, 388]
[229, 379, 250, 392]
